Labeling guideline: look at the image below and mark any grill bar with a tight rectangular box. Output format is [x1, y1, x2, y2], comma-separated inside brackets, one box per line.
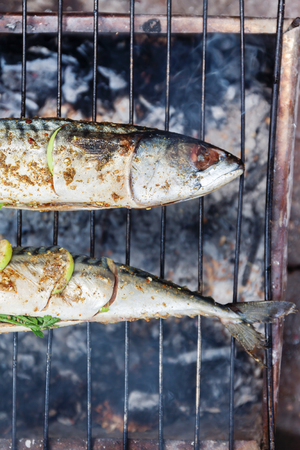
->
[56, 0, 63, 120]
[123, 320, 129, 450]
[43, 330, 53, 450]
[0, 438, 261, 449]
[123, 208, 131, 449]
[0, 13, 292, 35]
[12, 1, 27, 448]
[53, 216, 59, 246]
[16, 211, 22, 250]
[159, 196, 166, 449]
[158, 314, 164, 449]
[20, 2, 27, 119]
[92, 0, 98, 124]
[194, 0, 207, 448]
[158, 1, 172, 447]
[87, 2, 98, 448]
[1, 6, 297, 449]
[267, 18, 300, 441]
[123, 1, 135, 448]
[11, 333, 18, 450]
[43, 2, 63, 449]
[129, 0, 134, 125]
[229, 1, 246, 449]
[264, 0, 286, 448]
[164, 0, 171, 134]
[86, 319, 92, 450]
[53, 0, 63, 248]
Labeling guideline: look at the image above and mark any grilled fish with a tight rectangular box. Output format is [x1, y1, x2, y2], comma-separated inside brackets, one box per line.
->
[0, 118, 243, 211]
[0, 240, 295, 364]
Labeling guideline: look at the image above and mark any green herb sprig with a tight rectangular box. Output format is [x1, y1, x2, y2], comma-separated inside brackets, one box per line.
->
[0, 314, 61, 337]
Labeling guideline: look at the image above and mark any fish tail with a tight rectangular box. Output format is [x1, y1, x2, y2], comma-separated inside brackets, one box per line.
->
[220, 301, 296, 364]
[221, 320, 266, 364]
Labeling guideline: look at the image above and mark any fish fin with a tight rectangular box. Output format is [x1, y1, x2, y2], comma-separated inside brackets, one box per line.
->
[221, 319, 266, 365]
[221, 301, 296, 365]
[227, 300, 297, 324]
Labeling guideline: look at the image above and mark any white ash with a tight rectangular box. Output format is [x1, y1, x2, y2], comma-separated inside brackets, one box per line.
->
[0, 32, 276, 442]
[98, 66, 127, 91]
[137, 95, 185, 134]
[166, 347, 231, 365]
[128, 391, 159, 411]
[62, 65, 91, 103]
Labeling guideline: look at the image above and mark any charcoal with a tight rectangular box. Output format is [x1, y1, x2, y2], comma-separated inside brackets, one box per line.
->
[0, 32, 276, 441]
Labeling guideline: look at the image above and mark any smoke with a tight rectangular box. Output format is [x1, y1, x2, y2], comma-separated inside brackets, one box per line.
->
[0, 31, 274, 440]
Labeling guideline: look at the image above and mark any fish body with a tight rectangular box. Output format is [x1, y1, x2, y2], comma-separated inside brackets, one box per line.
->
[0, 243, 296, 364]
[0, 118, 243, 211]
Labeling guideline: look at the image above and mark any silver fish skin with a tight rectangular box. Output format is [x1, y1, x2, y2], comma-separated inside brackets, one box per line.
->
[0, 244, 296, 364]
[0, 118, 244, 211]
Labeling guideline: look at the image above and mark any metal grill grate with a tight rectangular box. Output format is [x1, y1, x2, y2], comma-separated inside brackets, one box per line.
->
[0, 1, 299, 450]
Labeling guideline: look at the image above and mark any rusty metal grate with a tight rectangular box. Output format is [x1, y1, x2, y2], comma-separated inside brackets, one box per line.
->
[0, 1, 299, 450]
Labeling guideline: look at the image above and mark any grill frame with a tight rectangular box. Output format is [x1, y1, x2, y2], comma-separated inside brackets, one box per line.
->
[0, 2, 299, 450]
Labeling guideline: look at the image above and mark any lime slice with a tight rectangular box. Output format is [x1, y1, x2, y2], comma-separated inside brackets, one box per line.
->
[0, 239, 13, 271]
[51, 250, 74, 295]
[47, 125, 64, 175]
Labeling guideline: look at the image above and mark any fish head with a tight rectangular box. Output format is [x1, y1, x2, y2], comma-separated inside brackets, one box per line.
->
[130, 130, 244, 207]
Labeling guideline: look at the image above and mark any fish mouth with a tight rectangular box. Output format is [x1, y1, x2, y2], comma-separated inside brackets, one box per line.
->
[192, 148, 244, 196]
[197, 154, 244, 193]
[221, 152, 244, 171]
[220, 153, 244, 179]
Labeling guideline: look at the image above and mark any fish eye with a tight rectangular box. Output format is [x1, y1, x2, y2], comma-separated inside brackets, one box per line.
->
[190, 144, 221, 171]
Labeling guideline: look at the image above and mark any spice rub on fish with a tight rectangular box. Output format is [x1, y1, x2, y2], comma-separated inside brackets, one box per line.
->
[0, 240, 296, 364]
[0, 118, 244, 211]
